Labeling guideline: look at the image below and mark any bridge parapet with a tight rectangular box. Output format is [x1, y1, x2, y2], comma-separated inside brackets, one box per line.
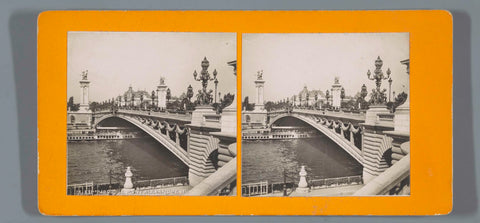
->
[353, 153, 410, 196]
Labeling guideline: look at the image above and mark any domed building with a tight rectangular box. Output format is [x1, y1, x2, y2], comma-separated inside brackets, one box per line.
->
[293, 85, 326, 108]
[120, 85, 153, 108]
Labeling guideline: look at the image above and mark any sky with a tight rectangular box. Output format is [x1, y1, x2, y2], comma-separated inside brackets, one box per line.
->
[67, 32, 236, 103]
[242, 33, 409, 102]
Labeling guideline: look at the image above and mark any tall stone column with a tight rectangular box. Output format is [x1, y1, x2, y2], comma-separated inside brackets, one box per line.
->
[79, 71, 90, 112]
[254, 71, 265, 111]
[157, 77, 167, 109]
[331, 77, 342, 109]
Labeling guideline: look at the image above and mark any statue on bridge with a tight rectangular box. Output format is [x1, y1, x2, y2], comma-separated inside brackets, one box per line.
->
[369, 88, 387, 105]
[160, 77, 165, 85]
[81, 70, 88, 80]
[257, 70, 263, 80]
[193, 57, 218, 105]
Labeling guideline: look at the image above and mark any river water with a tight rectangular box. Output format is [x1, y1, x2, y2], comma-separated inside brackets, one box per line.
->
[242, 135, 363, 184]
[67, 137, 188, 185]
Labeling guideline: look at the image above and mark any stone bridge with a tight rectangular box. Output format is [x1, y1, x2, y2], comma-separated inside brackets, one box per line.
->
[92, 109, 236, 188]
[267, 108, 406, 185]
[268, 110, 365, 165]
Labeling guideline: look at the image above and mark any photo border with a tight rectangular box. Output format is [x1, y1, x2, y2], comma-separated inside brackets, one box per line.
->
[38, 10, 452, 215]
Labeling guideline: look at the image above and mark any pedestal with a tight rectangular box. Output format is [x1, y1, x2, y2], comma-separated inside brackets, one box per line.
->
[296, 166, 309, 193]
[394, 105, 410, 134]
[191, 105, 216, 126]
[242, 110, 267, 129]
[121, 167, 135, 194]
[365, 104, 389, 125]
[220, 106, 237, 134]
[157, 84, 167, 109]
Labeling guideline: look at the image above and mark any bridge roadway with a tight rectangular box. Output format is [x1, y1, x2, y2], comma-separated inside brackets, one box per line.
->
[268, 109, 365, 165]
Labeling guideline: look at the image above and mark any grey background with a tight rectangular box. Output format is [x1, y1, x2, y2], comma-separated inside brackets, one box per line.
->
[0, 0, 476, 222]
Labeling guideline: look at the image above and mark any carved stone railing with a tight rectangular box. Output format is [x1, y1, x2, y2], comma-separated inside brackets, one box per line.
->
[184, 157, 237, 196]
[309, 175, 363, 190]
[312, 116, 363, 151]
[242, 181, 269, 197]
[353, 153, 410, 196]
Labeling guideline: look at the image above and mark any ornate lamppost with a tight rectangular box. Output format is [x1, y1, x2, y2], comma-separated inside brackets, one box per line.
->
[360, 84, 368, 109]
[388, 77, 393, 102]
[325, 90, 330, 107]
[340, 87, 345, 107]
[166, 88, 171, 106]
[193, 57, 217, 106]
[186, 84, 194, 110]
[367, 56, 391, 105]
[214, 77, 219, 103]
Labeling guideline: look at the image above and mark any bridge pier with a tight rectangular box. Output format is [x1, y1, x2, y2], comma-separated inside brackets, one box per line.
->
[187, 125, 221, 186]
[360, 119, 394, 184]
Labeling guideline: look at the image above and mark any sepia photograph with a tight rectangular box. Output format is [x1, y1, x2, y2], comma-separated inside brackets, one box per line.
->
[241, 33, 410, 197]
[66, 32, 237, 196]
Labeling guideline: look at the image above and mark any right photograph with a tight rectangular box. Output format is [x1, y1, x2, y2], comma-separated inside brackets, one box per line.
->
[241, 33, 410, 197]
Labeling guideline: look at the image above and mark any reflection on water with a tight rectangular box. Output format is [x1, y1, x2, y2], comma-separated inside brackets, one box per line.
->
[242, 136, 363, 184]
[67, 138, 188, 185]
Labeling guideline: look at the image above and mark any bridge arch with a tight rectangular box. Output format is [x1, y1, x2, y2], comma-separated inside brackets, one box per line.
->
[269, 113, 364, 165]
[93, 113, 189, 165]
[93, 113, 116, 127]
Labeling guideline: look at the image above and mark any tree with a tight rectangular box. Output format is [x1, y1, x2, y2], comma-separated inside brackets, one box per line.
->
[214, 93, 235, 113]
[67, 96, 80, 111]
[340, 87, 345, 102]
[341, 99, 356, 110]
[388, 91, 408, 112]
[242, 96, 254, 111]
[89, 101, 99, 111]
[169, 99, 181, 110]
[67, 96, 74, 110]
[140, 93, 144, 109]
[242, 96, 249, 110]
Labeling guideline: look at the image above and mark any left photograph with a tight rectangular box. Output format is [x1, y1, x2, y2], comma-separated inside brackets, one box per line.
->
[66, 32, 237, 196]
